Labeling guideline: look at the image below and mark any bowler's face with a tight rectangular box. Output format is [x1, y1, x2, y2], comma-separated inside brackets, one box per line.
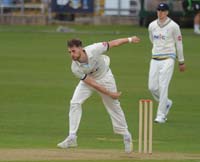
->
[157, 10, 168, 20]
[68, 46, 81, 61]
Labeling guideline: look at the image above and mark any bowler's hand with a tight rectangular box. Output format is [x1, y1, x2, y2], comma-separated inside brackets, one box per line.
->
[179, 64, 186, 72]
[130, 36, 140, 43]
[109, 91, 122, 99]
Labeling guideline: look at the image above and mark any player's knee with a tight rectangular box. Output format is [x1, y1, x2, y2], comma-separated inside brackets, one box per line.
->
[70, 102, 81, 110]
[69, 102, 82, 118]
[148, 84, 157, 93]
[159, 83, 168, 90]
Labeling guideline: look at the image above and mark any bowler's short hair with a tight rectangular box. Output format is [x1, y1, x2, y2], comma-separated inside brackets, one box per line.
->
[67, 39, 82, 47]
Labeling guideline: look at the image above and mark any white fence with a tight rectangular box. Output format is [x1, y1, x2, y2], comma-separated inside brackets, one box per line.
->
[103, 0, 140, 16]
[0, 0, 140, 25]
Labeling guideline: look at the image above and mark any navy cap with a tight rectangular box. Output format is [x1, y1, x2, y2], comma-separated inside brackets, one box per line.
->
[157, 3, 169, 11]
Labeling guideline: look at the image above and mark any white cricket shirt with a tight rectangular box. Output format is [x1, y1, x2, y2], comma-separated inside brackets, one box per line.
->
[71, 42, 110, 80]
[148, 17, 184, 63]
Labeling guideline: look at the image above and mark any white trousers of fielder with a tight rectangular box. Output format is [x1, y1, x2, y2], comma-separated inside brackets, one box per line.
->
[69, 69, 129, 136]
[148, 58, 175, 118]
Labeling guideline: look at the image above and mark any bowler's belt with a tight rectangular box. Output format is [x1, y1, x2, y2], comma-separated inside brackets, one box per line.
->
[152, 57, 169, 61]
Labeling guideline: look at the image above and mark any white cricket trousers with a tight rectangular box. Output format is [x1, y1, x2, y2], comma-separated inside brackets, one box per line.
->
[69, 69, 129, 135]
[148, 58, 175, 118]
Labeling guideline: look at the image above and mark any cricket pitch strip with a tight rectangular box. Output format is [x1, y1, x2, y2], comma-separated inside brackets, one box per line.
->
[0, 149, 200, 161]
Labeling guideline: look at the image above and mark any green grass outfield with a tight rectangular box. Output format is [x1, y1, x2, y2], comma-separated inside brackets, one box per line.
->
[0, 24, 200, 162]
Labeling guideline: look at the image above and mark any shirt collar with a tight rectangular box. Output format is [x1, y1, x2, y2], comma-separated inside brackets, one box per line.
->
[157, 17, 171, 28]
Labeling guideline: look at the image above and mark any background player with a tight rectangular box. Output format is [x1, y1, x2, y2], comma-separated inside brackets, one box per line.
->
[148, 3, 186, 123]
[182, 0, 200, 34]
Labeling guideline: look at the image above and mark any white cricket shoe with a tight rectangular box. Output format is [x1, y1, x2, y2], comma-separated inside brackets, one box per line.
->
[194, 30, 200, 35]
[57, 136, 77, 148]
[123, 133, 133, 153]
[166, 100, 173, 116]
[154, 116, 167, 123]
